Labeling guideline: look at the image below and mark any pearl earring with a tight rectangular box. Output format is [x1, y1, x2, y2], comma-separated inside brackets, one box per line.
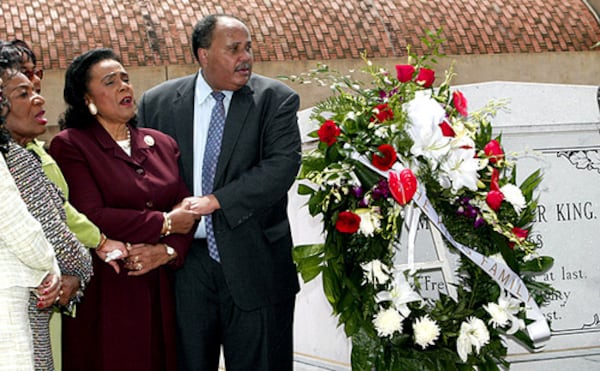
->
[88, 102, 98, 116]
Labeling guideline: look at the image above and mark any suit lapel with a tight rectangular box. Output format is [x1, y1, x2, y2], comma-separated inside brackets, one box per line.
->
[171, 75, 197, 188]
[215, 85, 253, 185]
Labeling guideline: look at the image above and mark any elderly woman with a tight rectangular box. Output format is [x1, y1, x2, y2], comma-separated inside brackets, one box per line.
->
[0, 63, 91, 370]
[50, 48, 198, 371]
[0, 39, 131, 370]
[0, 59, 61, 371]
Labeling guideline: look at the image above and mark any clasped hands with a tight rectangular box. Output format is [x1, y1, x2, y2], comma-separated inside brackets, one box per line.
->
[95, 202, 201, 274]
[181, 194, 220, 215]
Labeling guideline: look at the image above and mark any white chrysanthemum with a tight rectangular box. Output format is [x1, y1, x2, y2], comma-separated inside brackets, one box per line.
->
[438, 146, 480, 192]
[413, 315, 441, 349]
[456, 317, 490, 362]
[405, 94, 451, 168]
[484, 290, 523, 334]
[376, 272, 421, 317]
[355, 208, 382, 237]
[500, 184, 526, 214]
[373, 307, 404, 338]
[360, 260, 390, 286]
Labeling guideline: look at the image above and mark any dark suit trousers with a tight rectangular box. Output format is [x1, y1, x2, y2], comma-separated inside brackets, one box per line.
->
[175, 239, 295, 371]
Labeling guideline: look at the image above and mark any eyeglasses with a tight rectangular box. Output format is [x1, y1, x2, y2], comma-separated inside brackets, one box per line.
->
[23, 68, 43, 80]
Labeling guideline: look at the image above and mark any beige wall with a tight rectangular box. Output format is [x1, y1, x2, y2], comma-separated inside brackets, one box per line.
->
[40, 51, 600, 143]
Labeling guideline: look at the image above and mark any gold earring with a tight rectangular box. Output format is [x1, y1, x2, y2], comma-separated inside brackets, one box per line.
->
[88, 102, 98, 116]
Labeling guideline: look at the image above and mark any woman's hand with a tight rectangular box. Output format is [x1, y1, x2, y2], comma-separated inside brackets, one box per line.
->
[95, 238, 129, 274]
[166, 207, 201, 235]
[57, 275, 80, 306]
[35, 273, 61, 309]
[124, 243, 177, 276]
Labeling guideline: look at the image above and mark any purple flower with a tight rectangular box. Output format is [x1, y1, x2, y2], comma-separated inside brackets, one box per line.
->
[474, 217, 486, 228]
[351, 186, 365, 199]
[372, 178, 390, 200]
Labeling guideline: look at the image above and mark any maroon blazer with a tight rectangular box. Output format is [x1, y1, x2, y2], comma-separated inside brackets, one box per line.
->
[49, 122, 193, 371]
[49, 122, 192, 264]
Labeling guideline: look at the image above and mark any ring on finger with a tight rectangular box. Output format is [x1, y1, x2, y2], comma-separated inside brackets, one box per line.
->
[135, 263, 143, 271]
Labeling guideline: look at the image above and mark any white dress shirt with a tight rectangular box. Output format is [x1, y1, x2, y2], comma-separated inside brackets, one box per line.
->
[193, 70, 233, 238]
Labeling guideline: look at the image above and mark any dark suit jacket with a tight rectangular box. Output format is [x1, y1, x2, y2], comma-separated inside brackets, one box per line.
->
[138, 73, 301, 310]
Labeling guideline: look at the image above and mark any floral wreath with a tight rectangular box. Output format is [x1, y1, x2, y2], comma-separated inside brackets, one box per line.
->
[291, 31, 556, 370]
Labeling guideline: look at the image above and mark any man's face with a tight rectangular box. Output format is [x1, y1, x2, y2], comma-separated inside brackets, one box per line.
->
[199, 17, 253, 92]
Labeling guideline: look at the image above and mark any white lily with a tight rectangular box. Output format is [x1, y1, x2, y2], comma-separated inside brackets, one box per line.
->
[438, 146, 480, 193]
[361, 260, 390, 286]
[484, 290, 524, 334]
[376, 271, 421, 317]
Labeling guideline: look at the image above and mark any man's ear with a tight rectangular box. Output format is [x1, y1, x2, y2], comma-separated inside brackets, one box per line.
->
[197, 48, 208, 64]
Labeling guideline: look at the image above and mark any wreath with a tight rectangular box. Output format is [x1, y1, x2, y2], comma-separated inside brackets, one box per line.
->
[291, 31, 556, 370]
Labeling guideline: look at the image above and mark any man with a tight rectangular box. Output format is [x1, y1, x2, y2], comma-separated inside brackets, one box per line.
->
[138, 14, 301, 371]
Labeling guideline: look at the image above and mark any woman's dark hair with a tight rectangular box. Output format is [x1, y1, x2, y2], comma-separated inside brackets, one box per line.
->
[59, 48, 137, 130]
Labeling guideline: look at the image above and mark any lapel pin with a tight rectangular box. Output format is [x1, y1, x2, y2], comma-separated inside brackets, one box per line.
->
[144, 135, 155, 146]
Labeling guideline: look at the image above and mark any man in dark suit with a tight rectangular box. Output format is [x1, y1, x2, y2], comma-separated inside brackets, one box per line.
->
[137, 14, 301, 371]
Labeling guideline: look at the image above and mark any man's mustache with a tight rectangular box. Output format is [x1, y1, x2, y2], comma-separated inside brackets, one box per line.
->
[235, 63, 252, 71]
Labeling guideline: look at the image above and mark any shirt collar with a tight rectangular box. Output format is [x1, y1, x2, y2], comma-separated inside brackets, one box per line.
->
[195, 69, 234, 104]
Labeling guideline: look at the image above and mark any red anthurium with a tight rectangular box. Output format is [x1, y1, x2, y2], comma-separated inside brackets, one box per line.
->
[395, 64, 415, 83]
[486, 190, 504, 211]
[439, 120, 456, 137]
[484, 139, 504, 164]
[509, 226, 529, 249]
[452, 91, 468, 116]
[372, 144, 397, 171]
[388, 168, 417, 205]
[317, 120, 341, 146]
[371, 103, 394, 123]
[490, 168, 500, 192]
[416, 68, 435, 88]
[335, 211, 361, 234]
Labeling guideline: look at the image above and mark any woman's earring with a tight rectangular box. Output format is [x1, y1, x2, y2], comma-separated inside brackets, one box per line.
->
[88, 102, 98, 116]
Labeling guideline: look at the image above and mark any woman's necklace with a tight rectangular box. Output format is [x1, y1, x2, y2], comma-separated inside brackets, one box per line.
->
[116, 127, 131, 156]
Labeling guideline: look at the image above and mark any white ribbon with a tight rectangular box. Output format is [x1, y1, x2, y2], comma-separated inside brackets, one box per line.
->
[350, 153, 551, 348]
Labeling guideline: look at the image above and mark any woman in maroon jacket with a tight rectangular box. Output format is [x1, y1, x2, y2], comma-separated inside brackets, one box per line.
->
[50, 48, 199, 371]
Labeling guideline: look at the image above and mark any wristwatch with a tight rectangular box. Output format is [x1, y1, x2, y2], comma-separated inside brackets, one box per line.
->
[164, 244, 175, 257]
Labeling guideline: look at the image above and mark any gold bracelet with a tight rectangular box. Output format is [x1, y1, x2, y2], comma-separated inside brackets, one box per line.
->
[97, 233, 108, 249]
[162, 212, 172, 236]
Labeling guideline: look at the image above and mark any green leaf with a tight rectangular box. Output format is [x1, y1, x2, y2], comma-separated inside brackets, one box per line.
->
[520, 169, 542, 201]
[521, 256, 554, 273]
[296, 183, 315, 195]
[293, 243, 325, 259]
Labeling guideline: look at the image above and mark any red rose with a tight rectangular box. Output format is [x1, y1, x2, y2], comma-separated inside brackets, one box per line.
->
[416, 68, 435, 88]
[486, 190, 504, 211]
[439, 120, 456, 137]
[484, 139, 504, 163]
[335, 211, 361, 234]
[317, 120, 341, 146]
[372, 103, 394, 123]
[452, 90, 468, 116]
[372, 144, 397, 171]
[395, 64, 415, 83]
[388, 168, 417, 205]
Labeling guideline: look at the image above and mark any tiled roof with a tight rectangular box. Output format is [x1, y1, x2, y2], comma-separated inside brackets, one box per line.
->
[2, 0, 599, 69]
